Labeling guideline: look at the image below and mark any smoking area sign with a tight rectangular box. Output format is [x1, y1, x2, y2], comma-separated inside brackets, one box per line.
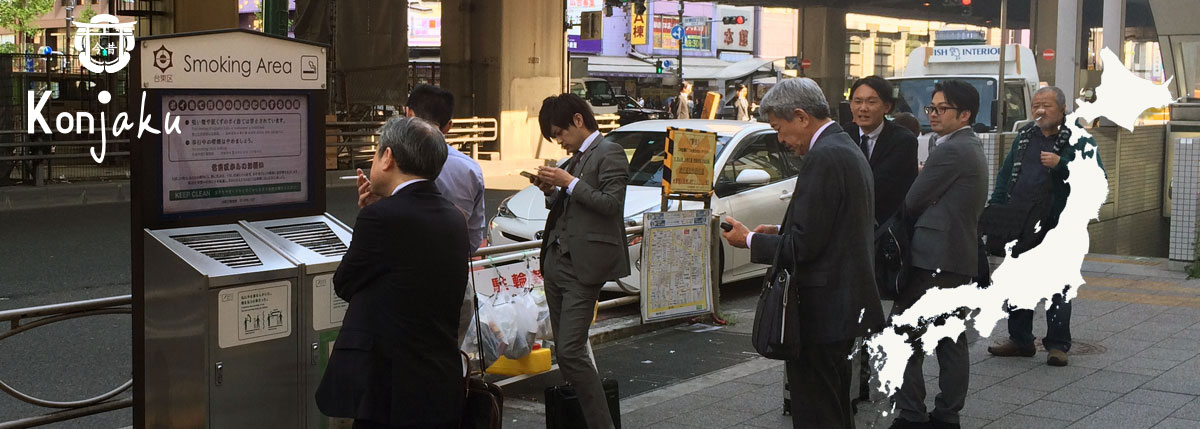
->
[218, 281, 293, 348]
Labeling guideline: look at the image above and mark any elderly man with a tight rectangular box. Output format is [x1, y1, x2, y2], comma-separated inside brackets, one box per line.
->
[985, 86, 1106, 367]
[317, 117, 468, 428]
[721, 77, 885, 428]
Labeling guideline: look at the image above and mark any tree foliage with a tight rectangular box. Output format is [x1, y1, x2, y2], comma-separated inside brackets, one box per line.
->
[0, 0, 55, 53]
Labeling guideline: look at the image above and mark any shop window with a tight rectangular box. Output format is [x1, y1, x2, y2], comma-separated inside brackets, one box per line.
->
[875, 39, 894, 77]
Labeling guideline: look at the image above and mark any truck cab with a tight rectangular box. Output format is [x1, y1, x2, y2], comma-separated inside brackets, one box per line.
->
[569, 78, 618, 115]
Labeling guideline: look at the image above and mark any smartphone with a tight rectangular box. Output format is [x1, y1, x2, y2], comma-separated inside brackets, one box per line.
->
[520, 171, 537, 181]
[720, 222, 733, 232]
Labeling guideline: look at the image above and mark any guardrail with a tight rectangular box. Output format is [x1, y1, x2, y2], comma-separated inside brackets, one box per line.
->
[325, 117, 500, 170]
[596, 113, 621, 133]
[0, 225, 644, 427]
[0, 295, 133, 429]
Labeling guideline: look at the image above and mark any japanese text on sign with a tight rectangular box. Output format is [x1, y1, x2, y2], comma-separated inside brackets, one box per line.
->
[663, 127, 717, 196]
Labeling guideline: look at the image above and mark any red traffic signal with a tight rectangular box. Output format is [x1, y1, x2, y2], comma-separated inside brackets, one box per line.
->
[962, 0, 972, 5]
[722, 16, 745, 25]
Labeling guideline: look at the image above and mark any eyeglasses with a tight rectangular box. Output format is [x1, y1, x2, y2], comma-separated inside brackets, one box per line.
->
[924, 105, 961, 116]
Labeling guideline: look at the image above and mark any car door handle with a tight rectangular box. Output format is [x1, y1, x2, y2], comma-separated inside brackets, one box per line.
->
[778, 191, 793, 200]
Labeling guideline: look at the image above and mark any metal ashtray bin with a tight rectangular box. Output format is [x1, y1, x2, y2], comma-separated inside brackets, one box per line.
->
[241, 214, 352, 429]
[143, 224, 301, 428]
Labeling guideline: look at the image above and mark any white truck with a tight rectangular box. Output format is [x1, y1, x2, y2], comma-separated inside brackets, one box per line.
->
[886, 44, 1040, 163]
[569, 77, 619, 115]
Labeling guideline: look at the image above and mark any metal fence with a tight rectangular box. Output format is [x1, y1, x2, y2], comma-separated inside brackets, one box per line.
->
[0, 296, 133, 429]
[0, 226, 644, 427]
[0, 53, 129, 186]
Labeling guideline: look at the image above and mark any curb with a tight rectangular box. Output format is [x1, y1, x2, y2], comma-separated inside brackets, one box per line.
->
[0, 181, 130, 211]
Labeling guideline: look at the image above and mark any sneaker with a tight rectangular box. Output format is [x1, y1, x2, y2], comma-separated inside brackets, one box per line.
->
[1047, 349, 1069, 366]
[929, 414, 961, 429]
[888, 417, 930, 429]
[987, 339, 1036, 357]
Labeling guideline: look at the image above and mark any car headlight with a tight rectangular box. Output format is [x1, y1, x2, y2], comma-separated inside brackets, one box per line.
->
[497, 196, 515, 218]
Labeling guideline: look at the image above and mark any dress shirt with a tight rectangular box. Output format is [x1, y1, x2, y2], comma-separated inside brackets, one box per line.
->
[390, 178, 429, 196]
[565, 130, 601, 195]
[859, 122, 883, 158]
[936, 126, 972, 145]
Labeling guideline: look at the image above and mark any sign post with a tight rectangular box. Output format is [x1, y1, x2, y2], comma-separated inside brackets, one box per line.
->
[639, 127, 724, 324]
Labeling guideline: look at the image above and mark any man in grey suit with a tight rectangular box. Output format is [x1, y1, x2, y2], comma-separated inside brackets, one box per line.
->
[532, 93, 630, 429]
[722, 77, 885, 428]
[890, 80, 989, 429]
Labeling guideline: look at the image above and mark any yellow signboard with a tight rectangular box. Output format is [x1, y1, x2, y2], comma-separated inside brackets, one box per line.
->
[631, 9, 648, 45]
[663, 127, 717, 196]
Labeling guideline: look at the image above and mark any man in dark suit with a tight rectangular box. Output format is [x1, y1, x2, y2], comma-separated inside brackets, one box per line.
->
[722, 77, 886, 428]
[890, 80, 989, 429]
[316, 117, 468, 429]
[844, 76, 920, 226]
[531, 93, 630, 429]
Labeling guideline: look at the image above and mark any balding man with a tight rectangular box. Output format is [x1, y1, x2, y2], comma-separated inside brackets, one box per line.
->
[985, 86, 1106, 367]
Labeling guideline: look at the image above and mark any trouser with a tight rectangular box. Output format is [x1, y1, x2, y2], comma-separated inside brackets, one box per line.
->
[893, 269, 971, 424]
[786, 339, 857, 428]
[1008, 288, 1073, 352]
[544, 245, 613, 429]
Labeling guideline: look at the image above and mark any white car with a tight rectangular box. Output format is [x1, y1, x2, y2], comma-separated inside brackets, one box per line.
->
[488, 119, 801, 293]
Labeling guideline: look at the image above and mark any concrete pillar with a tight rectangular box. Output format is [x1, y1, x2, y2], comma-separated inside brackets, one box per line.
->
[1103, 0, 1126, 63]
[169, 0, 238, 34]
[797, 7, 847, 117]
[442, 0, 567, 160]
[1030, 0, 1059, 85]
[1055, 0, 1083, 100]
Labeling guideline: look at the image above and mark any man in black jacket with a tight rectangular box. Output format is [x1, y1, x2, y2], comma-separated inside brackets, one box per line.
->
[722, 77, 885, 428]
[316, 117, 468, 429]
[844, 76, 920, 226]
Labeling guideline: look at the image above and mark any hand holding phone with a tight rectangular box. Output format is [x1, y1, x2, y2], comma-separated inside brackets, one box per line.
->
[720, 222, 733, 232]
[520, 170, 537, 181]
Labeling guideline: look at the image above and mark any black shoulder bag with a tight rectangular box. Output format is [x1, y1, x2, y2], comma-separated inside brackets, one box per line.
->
[751, 234, 804, 360]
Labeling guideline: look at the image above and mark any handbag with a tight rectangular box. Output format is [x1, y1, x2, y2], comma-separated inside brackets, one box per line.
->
[751, 234, 804, 360]
[874, 209, 913, 301]
[460, 351, 504, 429]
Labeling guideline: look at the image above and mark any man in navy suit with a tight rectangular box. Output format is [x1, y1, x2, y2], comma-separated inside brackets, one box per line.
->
[316, 117, 468, 429]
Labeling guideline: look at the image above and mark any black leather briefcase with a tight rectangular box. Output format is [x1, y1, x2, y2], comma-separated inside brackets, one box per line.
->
[545, 379, 621, 429]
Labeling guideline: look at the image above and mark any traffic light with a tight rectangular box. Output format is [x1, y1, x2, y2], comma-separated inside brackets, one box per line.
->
[961, 0, 972, 5]
[722, 16, 745, 25]
[655, 60, 663, 74]
[632, 0, 647, 15]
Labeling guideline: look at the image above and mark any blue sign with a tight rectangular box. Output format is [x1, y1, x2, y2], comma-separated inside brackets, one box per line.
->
[785, 56, 799, 70]
[662, 60, 672, 68]
[38, 46, 52, 55]
[670, 25, 684, 41]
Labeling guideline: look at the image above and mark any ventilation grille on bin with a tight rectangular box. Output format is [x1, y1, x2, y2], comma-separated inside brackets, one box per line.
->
[266, 222, 348, 257]
[172, 231, 263, 269]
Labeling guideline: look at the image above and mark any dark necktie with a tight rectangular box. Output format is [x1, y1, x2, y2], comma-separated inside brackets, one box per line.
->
[859, 135, 871, 160]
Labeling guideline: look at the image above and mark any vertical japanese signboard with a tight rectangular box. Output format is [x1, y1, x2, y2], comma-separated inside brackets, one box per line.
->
[631, 8, 649, 45]
[641, 209, 713, 323]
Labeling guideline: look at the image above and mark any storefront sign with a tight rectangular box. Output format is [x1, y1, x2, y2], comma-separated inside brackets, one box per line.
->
[631, 8, 649, 45]
[654, 15, 710, 51]
[928, 45, 1016, 63]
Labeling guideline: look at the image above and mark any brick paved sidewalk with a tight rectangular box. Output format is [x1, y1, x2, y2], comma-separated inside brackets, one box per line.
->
[501, 254, 1200, 428]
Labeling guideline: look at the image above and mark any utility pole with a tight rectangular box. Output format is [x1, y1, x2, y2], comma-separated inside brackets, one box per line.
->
[996, 0, 1008, 131]
[263, 0, 289, 37]
[677, 0, 684, 83]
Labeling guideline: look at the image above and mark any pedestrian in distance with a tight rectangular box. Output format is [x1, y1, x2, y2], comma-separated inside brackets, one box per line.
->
[721, 77, 885, 428]
[734, 83, 752, 121]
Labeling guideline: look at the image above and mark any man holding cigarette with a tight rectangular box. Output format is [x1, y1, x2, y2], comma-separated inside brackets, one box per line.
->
[985, 86, 1105, 367]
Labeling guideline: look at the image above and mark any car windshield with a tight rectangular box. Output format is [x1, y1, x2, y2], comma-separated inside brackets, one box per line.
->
[892, 77, 998, 133]
[603, 131, 732, 187]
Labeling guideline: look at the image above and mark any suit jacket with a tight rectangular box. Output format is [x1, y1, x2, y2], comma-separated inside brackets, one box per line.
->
[316, 180, 468, 427]
[540, 136, 631, 285]
[904, 127, 988, 277]
[749, 122, 886, 344]
[844, 120, 920, 226]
